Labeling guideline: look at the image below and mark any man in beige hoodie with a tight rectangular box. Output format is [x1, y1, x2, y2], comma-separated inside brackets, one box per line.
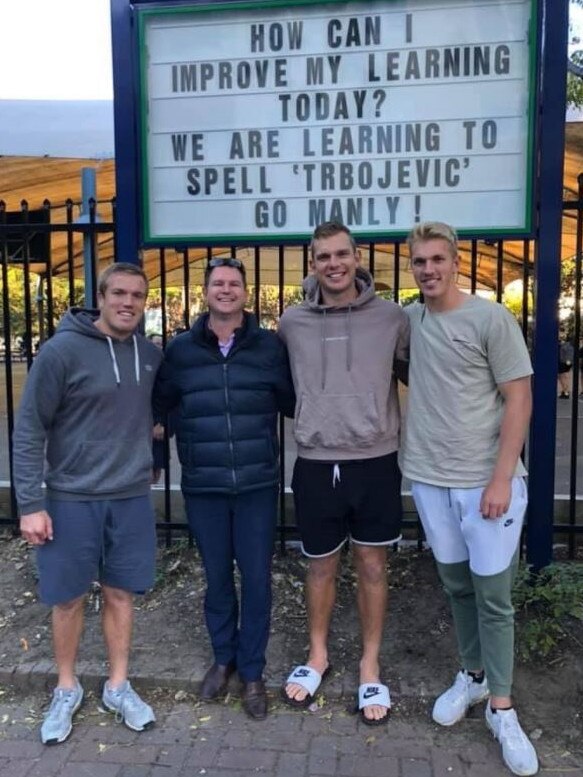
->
[278, 221, 409, 725]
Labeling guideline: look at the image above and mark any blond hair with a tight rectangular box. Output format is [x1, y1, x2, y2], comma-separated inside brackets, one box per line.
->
[406, 222, 458, 258]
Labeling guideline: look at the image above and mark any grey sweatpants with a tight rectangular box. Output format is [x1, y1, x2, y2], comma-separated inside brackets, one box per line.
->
[436, 549, 519, 697]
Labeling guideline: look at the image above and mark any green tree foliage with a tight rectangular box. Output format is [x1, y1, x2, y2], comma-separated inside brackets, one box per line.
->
[569, 1, 583, 107]
[568, 51, 583, 108]
[0, 267, 84, 348]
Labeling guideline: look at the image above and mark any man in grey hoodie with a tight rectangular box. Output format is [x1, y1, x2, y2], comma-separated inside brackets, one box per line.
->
[279, 222, 409, 725]
[13, 262, 162, 745]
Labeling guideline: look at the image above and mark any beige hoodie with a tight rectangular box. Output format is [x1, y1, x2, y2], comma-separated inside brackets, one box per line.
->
[279, 268, 409, 461]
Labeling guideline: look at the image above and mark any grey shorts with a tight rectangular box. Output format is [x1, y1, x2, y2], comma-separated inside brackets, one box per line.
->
[37, 496, 157, 606]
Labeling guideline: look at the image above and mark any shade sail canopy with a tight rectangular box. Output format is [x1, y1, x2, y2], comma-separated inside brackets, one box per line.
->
[2, 123, 582, 290]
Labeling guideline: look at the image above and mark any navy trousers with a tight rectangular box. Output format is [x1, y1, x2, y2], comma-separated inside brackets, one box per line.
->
[184, 486, 278, 682]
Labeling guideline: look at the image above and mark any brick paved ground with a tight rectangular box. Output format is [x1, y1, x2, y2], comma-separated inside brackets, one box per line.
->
[0, 689, 580, 777]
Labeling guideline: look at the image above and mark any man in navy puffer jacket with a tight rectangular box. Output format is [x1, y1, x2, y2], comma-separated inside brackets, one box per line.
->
[153, 258, 294, 719]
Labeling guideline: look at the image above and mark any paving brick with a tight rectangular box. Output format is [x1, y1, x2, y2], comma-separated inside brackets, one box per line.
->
[275, 751, 309, 777]
[251, 727, 309, 752]
[306, 712, 358, 736]
[0, 742, 44, 760]
[182, 740, 221, 768]
[332, 731, 381, 756]
[0, 693, 577, 777]
[69, 742, 160, 765]
[265, 712, 304, 734]
[221, 728, 252, 748]
[307, 735, 339, 758]
[53, 764, 122, 777]
[154, 744, 190, 768]
[464, 764, 502, 777]
[0, 760, 34, 777]
[401, 757, 433, 777]
[78, 723, 140, 745]
[21, 745, 71, 777]
[430, 750, 468, 776]
[337, 753, 400, 777]
[382, 742, 433, 760]
[216, 747, 277, 771]
[307, 753, 337, 776]
[117, 768, 150, 777]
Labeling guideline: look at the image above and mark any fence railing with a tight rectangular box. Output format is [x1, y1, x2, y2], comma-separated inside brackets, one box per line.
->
[1, 196, 582, 557]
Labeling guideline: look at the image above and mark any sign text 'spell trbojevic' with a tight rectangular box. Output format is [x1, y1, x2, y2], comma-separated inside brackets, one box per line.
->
[138, 0, 535, 244]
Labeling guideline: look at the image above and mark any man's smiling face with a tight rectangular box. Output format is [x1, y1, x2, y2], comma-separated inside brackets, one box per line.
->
[310, 231, 360, 306]
[204, 265, 247, 317]
[95, 272, 147, 340]
[410, 238, 459, 308]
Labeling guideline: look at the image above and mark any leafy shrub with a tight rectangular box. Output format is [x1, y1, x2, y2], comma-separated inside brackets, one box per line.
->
[513, 562, 583, 661]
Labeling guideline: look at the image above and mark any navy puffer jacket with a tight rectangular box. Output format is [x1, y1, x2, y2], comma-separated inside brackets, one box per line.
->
[153, 312, 295, 495]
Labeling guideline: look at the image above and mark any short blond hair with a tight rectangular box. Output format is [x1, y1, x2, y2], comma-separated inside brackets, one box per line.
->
[406, 222, 458, 258]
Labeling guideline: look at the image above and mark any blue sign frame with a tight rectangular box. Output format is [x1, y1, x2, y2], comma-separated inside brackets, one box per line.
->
[110, 0, 568, 569]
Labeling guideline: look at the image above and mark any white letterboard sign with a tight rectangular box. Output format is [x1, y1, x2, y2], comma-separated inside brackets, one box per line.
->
[136, 0, 537, 244]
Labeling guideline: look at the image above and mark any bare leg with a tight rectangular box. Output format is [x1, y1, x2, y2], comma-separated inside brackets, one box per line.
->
[491, 694, 512, 708]
[354, 544, 388, 722]
[284, 551, 340, 702]
[102, 585, 134, 687]
[558, 373, 571, 395]
[53, 596, 85, 688]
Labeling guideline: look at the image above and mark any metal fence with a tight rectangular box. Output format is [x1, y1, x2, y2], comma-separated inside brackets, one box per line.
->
[1, 195, 582, 557]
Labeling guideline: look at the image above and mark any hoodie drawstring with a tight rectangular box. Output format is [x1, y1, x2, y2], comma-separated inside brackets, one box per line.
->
[321, 310, 327, 390]
[346, 305, 353, 372]
[132, 335, 140, 384]
[106, 337, 121, 385]
[105, 335, 140, 386]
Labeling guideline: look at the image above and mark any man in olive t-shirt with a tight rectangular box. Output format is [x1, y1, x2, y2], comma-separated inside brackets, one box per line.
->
[401, 222, 538, 777]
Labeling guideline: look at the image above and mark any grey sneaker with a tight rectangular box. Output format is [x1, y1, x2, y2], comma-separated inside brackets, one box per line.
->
[102, 681, 156, 731]
[432, 670, 489, 726]
[485, 702, 539, 776]
[40, 681, 84, 745]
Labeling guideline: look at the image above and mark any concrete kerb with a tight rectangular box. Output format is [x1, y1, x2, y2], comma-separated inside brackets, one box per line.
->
[0, 659, 439, 705]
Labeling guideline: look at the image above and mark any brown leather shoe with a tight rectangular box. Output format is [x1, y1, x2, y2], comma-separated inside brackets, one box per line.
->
[199, 662, 236, 701]
[242, 680, 267, 720]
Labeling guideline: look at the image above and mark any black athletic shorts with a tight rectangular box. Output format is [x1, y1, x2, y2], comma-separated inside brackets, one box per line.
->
[291, 452, 403, 557]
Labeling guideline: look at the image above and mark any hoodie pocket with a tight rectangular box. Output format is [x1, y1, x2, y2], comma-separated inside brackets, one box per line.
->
[294, 392, 382, 449]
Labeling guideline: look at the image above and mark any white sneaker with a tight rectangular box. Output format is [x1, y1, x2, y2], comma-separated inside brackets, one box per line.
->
[485, 702, 539, 776]
[432, 670, 489, 726]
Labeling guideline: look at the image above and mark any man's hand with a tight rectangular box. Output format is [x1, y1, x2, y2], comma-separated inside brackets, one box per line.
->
[151, 469, 162, 484]
[152, 423, 165, 441]
[480, 476, 512, 519]
[20, 510, 53, 545]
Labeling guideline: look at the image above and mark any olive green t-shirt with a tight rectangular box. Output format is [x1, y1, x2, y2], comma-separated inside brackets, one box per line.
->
[401, 295, 533, 488]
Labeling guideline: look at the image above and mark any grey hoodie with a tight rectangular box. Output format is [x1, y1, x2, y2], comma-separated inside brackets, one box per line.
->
[279, 268, 409, 461]
[13, 308, 162, 514]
